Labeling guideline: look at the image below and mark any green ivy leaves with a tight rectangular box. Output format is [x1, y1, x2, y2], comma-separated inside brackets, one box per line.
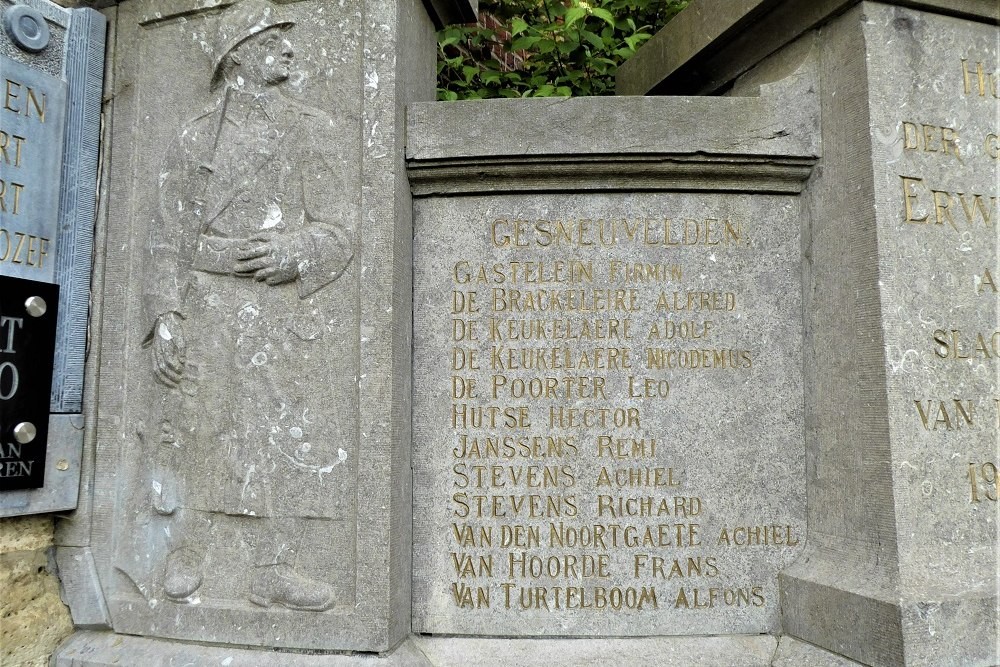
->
[436, 0, 688, 100]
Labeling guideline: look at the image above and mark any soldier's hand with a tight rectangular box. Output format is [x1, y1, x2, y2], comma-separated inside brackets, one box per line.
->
[234, 232, 302, 285]
[152, 312, 186, 388]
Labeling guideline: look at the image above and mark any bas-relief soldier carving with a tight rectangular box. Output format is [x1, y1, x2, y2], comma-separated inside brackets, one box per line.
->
[136, 0, 354, 612]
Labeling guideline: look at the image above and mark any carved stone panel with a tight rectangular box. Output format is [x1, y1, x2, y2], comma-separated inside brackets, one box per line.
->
[412, 189, 807, 635]
[93, 0, 369, 649]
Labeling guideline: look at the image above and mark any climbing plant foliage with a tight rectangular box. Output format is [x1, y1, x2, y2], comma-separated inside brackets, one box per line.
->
[437, 0, 689, 100]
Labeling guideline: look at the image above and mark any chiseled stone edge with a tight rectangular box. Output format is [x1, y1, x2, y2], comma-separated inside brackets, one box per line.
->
[408, 58, 819, 194]
[407, 91, 819, 162]
[51, 4, 105, 413]
[55, 631, 433, 666]
[780, 552, 1000, 667]
[54, 546, 110, 628]
[771, 636, 865, 666]
[780, 553, 906, 666]
[413, 636, 780, 666]
[407, 72, 819, 194]
[407, 155, 815, 195]
[616, 0, 1000, 95]
[55, 632, 867, 666]
[616, 0, 851, 95]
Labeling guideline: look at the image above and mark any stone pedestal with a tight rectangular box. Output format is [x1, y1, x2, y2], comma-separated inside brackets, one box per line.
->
[622, 2, 999, 665]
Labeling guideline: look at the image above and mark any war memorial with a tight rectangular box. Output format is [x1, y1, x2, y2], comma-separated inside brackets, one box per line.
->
[0, 0, 997, 664]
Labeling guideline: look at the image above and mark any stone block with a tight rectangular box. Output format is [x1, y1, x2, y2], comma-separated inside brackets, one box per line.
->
[55, 546, 110, 628]
[412, 636, 779, 666]
[409, 64, 818, 638]
[55, 631, 434, 666]
[65, 0, 435, 653]
[777, 3, 999, 665]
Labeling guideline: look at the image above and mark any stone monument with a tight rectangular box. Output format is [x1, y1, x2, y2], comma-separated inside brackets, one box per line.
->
[409, 88, 814, 638]
[42, 0, 999, 665]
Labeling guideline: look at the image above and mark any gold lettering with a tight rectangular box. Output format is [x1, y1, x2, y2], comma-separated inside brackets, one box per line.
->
[25, 234, 36, 266]
[0, 232, 53, 271]
[915, 398, 976, 431]
[900, 121, 960, 157]
[490, 374, 607, 401]
[979, 268, 997, 294]
[932, 189, 955, 228]
[962, 59, 999, 98]
[2, 80, 46, 121]
[956, 193, 994, 228]
[986, 134, 999, 160]
[900, 178, 997, 231]
[901, 176, 928, 223]
[3, 79, 19, 114]
[0, 132, 26, 167]
[488, 217, 742, 248]
[0, 180, 25, 216]
[26, 87, 45, 122]
[11, 232, 25, 264]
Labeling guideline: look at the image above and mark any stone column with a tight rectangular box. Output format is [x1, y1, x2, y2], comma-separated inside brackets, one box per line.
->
[781, 6, 998, 666]
[621, 2, 999, 665]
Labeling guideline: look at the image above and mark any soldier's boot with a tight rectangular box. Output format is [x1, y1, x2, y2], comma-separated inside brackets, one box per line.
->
[163, 547, 204, 600]
[248, 562, 336, 611]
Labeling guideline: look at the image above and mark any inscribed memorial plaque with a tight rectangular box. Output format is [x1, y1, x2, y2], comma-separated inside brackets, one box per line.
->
[866, 5, 998, 641]
[0, 47, 64, 494]
[0, 55, 65, 283]
[0, 0, 103, 516]
[0, 276, 58, 489]
[413, 191, 806, 635]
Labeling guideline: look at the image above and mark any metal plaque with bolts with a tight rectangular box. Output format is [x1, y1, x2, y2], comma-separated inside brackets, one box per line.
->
[0, 276, 58, 490]
[0, 0, 105, 515]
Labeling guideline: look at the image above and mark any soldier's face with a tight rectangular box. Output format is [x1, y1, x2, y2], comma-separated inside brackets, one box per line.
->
[240, 30, 294, 86]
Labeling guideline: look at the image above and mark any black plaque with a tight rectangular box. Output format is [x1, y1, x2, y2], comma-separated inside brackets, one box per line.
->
[0, 275, 58, 490]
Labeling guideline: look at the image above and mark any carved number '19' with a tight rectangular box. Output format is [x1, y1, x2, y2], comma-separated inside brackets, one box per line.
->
[968, 462, 998, 502]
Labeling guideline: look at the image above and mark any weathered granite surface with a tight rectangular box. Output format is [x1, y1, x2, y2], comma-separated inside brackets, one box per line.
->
[41, 0, 998, 665]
